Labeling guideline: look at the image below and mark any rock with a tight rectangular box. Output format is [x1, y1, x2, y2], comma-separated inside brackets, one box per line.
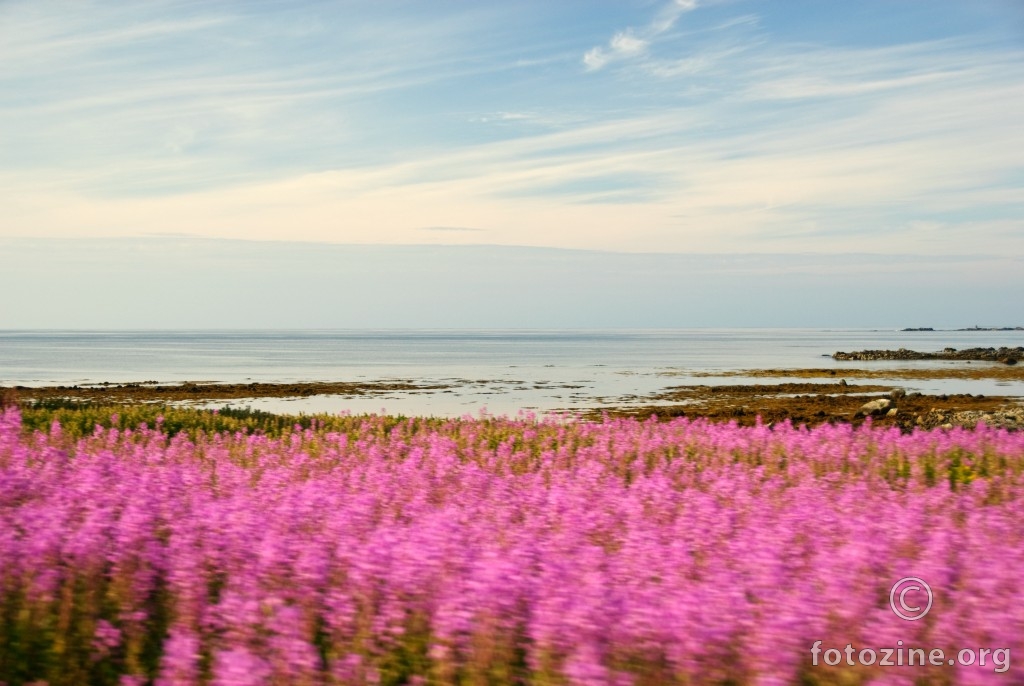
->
[839, 379, 848, 387]
[832, 346, 1024, 362]
[886, 408, 898, 418]
[941, 423, 954, 430]
[857, 398, 891, 416]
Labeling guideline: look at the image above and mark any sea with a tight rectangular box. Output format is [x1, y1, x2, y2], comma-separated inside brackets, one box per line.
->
[2, 329, 1022, 417]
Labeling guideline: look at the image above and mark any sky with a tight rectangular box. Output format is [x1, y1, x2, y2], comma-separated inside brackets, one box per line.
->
[2, 0, 1023, 327]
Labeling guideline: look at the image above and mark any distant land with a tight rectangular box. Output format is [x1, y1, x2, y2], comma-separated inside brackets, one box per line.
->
[901, 326, 1024, 332]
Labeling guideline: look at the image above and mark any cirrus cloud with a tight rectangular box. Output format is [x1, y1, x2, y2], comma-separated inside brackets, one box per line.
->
[583, 0, 699, 71]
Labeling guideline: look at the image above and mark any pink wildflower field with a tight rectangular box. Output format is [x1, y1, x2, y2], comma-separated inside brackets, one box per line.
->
[1, 407, 1022, 685]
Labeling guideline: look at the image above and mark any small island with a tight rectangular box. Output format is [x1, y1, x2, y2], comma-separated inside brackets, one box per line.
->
[957, 325, 1024, 331]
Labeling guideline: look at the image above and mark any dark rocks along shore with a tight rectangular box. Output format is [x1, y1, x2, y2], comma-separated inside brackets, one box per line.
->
[833, 347, 1022, 365]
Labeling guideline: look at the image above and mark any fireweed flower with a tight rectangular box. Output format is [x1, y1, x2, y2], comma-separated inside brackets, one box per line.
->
[0, 407, 1022, 684]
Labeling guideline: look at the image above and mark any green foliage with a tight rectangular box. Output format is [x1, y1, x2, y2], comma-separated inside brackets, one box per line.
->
[17, 401, 426, 440]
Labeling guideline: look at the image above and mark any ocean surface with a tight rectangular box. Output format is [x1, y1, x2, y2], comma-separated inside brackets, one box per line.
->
[2, 329, 1022, 416]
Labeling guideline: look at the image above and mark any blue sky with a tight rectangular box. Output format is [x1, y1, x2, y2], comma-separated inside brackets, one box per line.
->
[1, 1, 1023, 327]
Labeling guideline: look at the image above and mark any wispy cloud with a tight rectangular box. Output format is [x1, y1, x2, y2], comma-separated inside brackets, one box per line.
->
[583, 0, 700, 71]
[470, 111, 537, 124]
[419, 226, 485, 233]
[0, 1, 541, 194]
[0, 0, 1021, 261]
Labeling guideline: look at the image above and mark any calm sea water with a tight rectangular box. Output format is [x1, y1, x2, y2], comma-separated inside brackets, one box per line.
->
[2, 329, 1022, 416]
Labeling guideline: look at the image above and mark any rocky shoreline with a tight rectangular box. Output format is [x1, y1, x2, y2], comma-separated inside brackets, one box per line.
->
[591, 382, 1023, 432]
[685, 366, 1024, 380]
[911, 408, 1024, 431]
[0, 380, 454, 403]
[901, 327, 1024, 332]
[5, 374, 1022, 433]
[850, 393, 1024, 431]
[832, 347, 1022, 364]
